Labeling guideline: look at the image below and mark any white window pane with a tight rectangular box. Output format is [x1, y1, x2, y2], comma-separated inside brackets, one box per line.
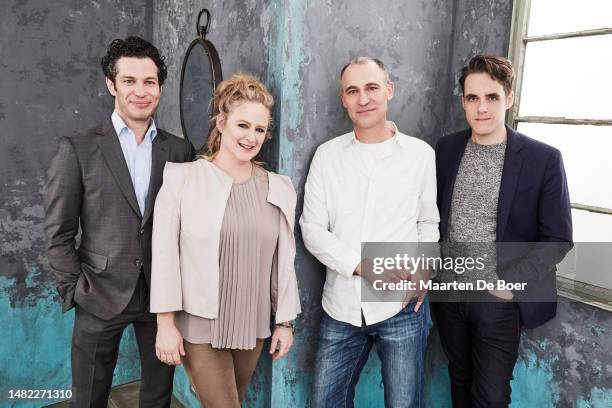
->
[571, 209, 612, 242]
[519, 35, 612, 120]
[516, 123, 612, 209]
[528, 0, 612, 37]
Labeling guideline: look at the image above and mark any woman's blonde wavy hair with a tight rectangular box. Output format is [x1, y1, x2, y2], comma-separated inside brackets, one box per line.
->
[200, 74, 274, 160]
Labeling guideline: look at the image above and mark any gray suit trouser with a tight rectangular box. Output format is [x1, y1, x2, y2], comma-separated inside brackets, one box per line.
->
[70, 274, 174, 408]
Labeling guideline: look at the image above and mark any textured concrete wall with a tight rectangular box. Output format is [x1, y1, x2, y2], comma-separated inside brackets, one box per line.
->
[0, 1, 152, 405]
[153, 0, 272, 137]
[512, 300, 612, 407]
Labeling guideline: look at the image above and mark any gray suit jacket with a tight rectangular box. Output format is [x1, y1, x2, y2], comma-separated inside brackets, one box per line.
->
[44, 120, 195, 320]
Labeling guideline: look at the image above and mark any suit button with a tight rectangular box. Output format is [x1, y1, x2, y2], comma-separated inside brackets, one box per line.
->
[134, 259, 143, 268]
[139, 228, 145, 235]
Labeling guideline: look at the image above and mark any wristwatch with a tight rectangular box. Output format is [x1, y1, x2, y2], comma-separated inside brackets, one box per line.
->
[275, 321, 294, 330]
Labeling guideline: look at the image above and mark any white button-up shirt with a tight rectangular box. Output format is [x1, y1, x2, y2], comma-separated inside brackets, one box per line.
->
[111, 111, 157, 215]
[300, 125, 440, 326]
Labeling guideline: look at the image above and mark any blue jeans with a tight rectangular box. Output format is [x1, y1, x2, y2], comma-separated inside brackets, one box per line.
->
[311, 301, 432, 408]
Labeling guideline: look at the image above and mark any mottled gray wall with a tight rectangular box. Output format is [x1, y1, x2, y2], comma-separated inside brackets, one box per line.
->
[153, 0, 279, 168]
[1, 0, 153, 401]
[296, 0, 455, 151]
[153, 0, 271, 135]
[1, 0, 152, 302]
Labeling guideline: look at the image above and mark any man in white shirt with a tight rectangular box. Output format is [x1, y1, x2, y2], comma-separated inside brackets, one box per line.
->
[300, 57, 440, 408]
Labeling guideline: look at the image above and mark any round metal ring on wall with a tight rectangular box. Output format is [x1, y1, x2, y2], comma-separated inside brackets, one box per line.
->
[196, 8, 210, 38]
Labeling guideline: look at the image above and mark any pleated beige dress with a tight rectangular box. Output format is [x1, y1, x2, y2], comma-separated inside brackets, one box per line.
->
[176, 166, 280, 350]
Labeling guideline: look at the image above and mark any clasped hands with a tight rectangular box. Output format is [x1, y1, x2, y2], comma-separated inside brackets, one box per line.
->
[355, 259, 431, 312]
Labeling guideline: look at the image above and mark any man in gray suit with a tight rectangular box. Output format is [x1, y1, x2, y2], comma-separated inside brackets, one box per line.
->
[44, 36, 194, 407]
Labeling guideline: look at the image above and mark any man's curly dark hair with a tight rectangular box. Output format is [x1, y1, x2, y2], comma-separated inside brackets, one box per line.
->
[101, 36, 168, 85]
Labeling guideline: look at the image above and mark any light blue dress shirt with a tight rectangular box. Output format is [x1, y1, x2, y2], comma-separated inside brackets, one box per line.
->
[111, 111, 157, 216]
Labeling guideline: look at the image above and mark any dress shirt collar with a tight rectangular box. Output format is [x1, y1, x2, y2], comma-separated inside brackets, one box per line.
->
[111, 110, 157, 143]
[344, 121, 409, 148]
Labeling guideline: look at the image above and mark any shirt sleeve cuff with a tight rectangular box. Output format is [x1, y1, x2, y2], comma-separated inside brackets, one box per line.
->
[337, 250, 362, 277]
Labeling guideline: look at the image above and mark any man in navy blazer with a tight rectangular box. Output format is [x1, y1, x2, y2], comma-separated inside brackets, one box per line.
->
[433, 55, 572, 407]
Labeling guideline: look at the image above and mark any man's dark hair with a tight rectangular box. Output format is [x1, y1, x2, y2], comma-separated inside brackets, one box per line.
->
[459, 55, 515, 96]
[101, 36, 167, 85]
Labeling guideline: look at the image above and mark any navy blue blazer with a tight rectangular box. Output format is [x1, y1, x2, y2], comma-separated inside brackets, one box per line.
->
[435, 125, 573, 328]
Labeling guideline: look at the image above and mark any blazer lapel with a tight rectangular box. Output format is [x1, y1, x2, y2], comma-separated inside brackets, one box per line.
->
[96, 121, 142, 219]
[496, 126, 524, 240]
[440, 132, 470, 238]
[142, 132, 168, 226]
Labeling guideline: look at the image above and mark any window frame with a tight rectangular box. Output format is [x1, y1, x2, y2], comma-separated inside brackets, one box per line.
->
[507, 0, 612, 311]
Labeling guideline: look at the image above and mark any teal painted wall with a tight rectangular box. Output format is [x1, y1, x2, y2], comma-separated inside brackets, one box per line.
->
[0, 281, 142, 407]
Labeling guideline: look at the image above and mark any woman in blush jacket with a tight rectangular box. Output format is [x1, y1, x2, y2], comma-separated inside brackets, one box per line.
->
[150, 74, 301, 407]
